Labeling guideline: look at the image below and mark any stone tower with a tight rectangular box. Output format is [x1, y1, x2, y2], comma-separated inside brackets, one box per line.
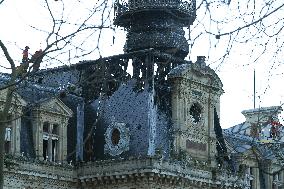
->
[169, 56, 224, 165]
[114, 0, 196, 59]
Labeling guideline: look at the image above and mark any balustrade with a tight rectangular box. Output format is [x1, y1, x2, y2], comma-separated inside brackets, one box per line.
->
[115, 0, 196, 18]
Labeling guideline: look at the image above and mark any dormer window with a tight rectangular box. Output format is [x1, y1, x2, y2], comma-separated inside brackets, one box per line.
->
[27, 97, 72, 162]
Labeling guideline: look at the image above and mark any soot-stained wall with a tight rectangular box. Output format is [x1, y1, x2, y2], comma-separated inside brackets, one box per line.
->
[89, 79, 171, 160]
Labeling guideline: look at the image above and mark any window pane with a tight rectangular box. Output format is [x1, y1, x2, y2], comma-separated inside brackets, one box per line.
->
[52, 139, 58, 161]
[5, 128, 11, 141]
[43, 122, 49, 133]
[52, 124, 59, 135]
[43, 139, 48, 160]
[4, 141, 10, 154]
[189, 103, 202, 123]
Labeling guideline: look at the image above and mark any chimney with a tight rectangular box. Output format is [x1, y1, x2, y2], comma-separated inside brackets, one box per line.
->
[196, 56, 206, 69]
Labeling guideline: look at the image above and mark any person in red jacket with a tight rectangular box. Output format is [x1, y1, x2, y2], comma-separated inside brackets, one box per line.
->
[20, 46, 30, 74]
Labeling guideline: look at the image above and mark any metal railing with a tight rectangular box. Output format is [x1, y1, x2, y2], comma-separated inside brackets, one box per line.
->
[115, 0, 196, 18]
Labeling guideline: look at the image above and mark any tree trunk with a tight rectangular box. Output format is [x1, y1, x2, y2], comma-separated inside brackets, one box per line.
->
[0, 33, 25, 189]
[0, 118, 5, 189]
[0, 74, 17, 189]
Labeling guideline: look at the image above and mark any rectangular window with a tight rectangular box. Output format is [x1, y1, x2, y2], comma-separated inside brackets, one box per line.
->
[43, 139, 48, 160]
[43, 122, 49, 133]
[4, 128, 11, 154]
[5, 127, 11, 141]
[52, 124, 59, 135]
[4, 141, 11, 154]
[52, 139, 58, 162]
[7, 115, 12, 127]
[42, 122, 60, 162]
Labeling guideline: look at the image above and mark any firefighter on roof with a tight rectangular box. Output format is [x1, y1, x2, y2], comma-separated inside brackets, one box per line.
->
[31, 49, 43, 72]
[22, 46, 29, 64]
[19, 46, 30, 75]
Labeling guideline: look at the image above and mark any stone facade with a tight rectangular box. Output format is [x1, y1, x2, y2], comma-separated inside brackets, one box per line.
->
[2, 54, 245, 188]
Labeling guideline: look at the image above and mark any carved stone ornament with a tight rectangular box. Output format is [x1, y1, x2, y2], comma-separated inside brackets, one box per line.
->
[104, 121, 130, 156]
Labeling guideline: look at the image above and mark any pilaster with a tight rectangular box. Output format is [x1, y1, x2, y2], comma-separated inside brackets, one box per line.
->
[13, 114, 21, 156]
[62, 119, 68, 161]
[33, 115, 44, 160]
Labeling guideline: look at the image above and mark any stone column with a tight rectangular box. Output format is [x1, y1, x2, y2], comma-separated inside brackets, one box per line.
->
[206, 95, 211, 159]
[62, 120, 68, 162]
[10, 117, 15, 155]
[255, 168, 260, 189]
[33, 113, 44, 160]
[58, 119, 68, 162]
[48, 136, 52, 161]
[58, 122, 63, 162]
[267, 166, 273, 189]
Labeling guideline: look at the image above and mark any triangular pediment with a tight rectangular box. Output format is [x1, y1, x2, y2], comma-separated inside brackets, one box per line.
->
[0, 89, 27, 107]
[38, 97, 73, 117]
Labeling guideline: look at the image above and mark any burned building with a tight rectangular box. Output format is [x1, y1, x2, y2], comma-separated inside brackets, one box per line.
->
[0, 0, 255, 188]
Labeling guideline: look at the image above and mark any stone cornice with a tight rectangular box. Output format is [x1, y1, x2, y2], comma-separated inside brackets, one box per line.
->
[76, 157, 242, 188]
[4, 156, 76, 182]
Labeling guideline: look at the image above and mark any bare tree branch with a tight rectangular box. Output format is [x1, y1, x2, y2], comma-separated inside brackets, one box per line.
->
[206, 3, 284, 38]
[0, 40, 15, 71]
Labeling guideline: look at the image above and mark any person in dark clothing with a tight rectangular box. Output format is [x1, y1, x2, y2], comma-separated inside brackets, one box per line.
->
[31, 49, 43, 72]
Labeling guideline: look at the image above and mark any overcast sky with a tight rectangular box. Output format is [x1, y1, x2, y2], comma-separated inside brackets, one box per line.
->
[0, 0, 284, 128]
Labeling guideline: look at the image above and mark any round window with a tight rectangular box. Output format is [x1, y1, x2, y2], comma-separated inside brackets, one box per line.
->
[111, 128, 120, 145]
[104, 122, 130, 156]
[189, 103, 202, 123]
